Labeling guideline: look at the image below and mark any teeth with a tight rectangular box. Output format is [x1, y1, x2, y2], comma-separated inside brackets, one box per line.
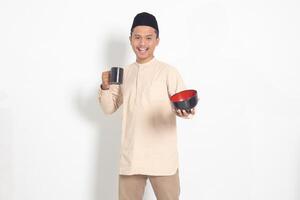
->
[138, 48, 147, 52]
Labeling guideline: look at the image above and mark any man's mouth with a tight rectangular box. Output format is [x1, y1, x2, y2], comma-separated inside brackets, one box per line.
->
[137, 47, 148, 53]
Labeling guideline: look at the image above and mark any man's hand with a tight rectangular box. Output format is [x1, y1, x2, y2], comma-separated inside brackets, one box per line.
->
[174, 108, 196, 119]
[101, 71, 110, 90]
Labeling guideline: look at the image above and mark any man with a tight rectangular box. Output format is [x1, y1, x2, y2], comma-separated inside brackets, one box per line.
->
[99, 12, 195, 200]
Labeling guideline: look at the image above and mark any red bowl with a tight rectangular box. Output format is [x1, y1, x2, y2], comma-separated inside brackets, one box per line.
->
[170, 89, 198, 111]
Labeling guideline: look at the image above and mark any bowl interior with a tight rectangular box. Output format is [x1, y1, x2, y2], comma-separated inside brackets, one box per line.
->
[170, 89, 197, 102]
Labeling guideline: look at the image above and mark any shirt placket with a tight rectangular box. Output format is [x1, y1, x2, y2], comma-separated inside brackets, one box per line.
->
[135, 65, 141, 105]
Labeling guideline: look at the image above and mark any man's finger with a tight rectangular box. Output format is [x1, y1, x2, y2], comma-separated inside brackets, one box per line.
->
[176, 109, 182, 116]
[182, 109, 188, 116]
[191, 108, 195, 115]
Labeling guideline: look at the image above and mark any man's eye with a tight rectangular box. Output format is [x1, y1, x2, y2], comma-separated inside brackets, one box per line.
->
[147, 37, 152, 40]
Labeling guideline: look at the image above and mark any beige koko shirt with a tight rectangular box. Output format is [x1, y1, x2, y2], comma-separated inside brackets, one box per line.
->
[98, 58, 186, 176]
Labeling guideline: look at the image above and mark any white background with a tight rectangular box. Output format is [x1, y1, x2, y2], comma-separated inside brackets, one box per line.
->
[1, 0, 300, 199]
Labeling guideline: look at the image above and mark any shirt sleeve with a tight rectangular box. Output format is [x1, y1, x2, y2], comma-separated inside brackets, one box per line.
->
[98, 84, 123, 114]
[167, 67, 186, 97]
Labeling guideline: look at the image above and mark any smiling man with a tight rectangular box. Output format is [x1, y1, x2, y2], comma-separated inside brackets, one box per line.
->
[98, 12, 195, 200]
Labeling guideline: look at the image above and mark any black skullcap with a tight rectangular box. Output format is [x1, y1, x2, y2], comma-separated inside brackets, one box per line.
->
[131, 12, 159, 37]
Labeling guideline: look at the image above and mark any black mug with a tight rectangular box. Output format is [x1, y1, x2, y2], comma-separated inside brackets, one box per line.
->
[109, 67, 123, 85]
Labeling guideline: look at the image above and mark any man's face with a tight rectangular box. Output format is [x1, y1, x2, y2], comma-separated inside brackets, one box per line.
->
[130, 26, 160, 64]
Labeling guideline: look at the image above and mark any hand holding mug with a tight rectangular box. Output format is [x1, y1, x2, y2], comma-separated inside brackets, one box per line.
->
[101, 67, 124, 90]
[101, 71, 110, 90]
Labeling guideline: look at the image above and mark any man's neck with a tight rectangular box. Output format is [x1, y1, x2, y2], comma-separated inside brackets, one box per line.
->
[136, 56, 154, 64]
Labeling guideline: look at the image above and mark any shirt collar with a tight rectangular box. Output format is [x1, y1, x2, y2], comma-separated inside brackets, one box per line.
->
[135, 57, 157, 68]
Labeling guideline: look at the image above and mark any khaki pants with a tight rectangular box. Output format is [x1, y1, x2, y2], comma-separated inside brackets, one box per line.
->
[119, 170, 180, 200]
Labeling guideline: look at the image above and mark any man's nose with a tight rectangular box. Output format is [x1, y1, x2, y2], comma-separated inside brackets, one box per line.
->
[139, 38, 146, 45]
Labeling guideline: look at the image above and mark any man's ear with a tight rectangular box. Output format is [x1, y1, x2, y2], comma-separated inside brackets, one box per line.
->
[156, 38, 160, 46]
[129, 35, 134, 46]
